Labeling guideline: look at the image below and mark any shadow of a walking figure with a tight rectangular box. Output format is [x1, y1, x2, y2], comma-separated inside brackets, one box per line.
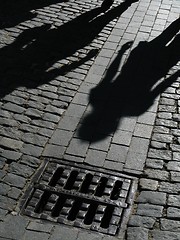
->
[0, 0, 138, 98]
[78, 17, 180, 142]
[0, 0, 67, 29]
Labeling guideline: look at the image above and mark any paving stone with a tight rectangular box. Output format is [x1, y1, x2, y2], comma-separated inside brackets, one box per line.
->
[127, 227, 149, 240]
[151, 230, 180, 240]
[137, 112, 156, 125]
[152, 133, 173, 143]
[136, 204, 163, 217]
[170, 171, 180, 182]
[0, 208, 8, 221]
[124, 152, 146, 171]
[139, 178, 159, 190]
[104, 160, 124, 172]
[3, 173, 26, 188]
[0, 215, 28, 239]
[2, 102, 25, 113]
[78, 231, 103, 240]
[22, 230, 50, 240]
[8, 187, 22, 200]
[49, 225, 78, 240]
[144, 168, 169, 181]
[0, 137, 23, 150]
[20, 155, 41, 168]
[21, 144, 43, 157]
[167, 161, 180, 172]
[1, 150, 22, 161]
[170, 144, 180, 152]
[112, 130, 132, 146]
[64, 103, 86, 118]
[160, 219, 180, 231]
[27, 221, 53, 233]
[118, 117, 137, 132]
[85, 149, 106, 167]
[0, 183, 11, 196]
[148, 148, 172, 160]
[58, 115, 80, 131]
[22, 133, 48, 147]
[128, 215, 156, 228]
[167, 207, 180, 219]
[42, 144, 65, 158]
[128, 137, 149, 155]
[159, 182, 180, 194]
[133, 123, 153, 138]
[8, 162, 34, 178]
[43, 112, 60, 123]
[150, 140, 167, 149]
[66, 138, 89, 157]
[49, 129, 73, 146]
[25, 108, 43, 118]
[90, 135, 111, 152]
[106, 144, 128, 163]
[137, 191, 166, 205]
[146, 158, 164, 169]
[168, 195, 180, 207]
[173, 152, 180, 161]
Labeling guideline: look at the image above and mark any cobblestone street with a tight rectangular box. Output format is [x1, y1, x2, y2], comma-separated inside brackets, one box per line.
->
[0, 0, 180, 239]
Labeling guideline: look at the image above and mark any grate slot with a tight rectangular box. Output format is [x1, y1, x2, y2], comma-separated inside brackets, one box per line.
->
[64, 170, 79, 190]
[94, 177, 108, 197]
[110, 180, 123, 200]
[49, 167, 64, 187]
[100, 206, 115, 229]
[34, 191, 51, 214]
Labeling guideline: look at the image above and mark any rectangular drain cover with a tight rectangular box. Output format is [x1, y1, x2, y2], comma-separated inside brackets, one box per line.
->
[21, 159, 137, 236]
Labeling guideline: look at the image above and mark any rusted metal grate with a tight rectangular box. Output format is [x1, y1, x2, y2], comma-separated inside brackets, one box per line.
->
[21, 159, 137, 236]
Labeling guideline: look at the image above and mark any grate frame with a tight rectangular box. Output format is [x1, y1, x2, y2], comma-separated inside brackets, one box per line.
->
[20, 158, 137, 236]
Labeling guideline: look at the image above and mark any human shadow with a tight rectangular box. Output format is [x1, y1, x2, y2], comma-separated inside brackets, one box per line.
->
[78, 17, 180, 142]
[0, 0, 138, 98]
[0, 0, 67, 29]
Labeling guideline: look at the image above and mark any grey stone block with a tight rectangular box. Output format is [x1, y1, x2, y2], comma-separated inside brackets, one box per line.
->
[42, 144, 65, 158]
[0, 215, 28, 239]
[21, 144, 43, 157]
[137, 191, 166, 205]
[4, 173, 26, 188]
[136, 204, 163, 217]
[49, 226, 78, 240]
[49, 129, 73, 146]
[106, 144, 128, 163]
[139, 178, 159, 191]
[127, 227, 149, 240]
[66, 138, 89, 157]
[133, 123, 153, 139]
[144, 169, 169, 181]
[160, 219, 180, 231]
[22, 230, 50, 240]
[168, 195, 180, 207]
[128, 215, 156, 228]
[85, 149, 106, 167]
[27, 221, 53, 233]
[151, 230, 180, 240]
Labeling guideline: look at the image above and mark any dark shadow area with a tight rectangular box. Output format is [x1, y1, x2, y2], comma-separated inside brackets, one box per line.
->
[78, 17, 180, 142]
[0, 0, 68, 29]
[0, 0, 138, 98]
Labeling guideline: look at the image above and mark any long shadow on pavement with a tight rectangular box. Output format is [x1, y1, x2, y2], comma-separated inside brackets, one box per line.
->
[78, 17, 180, 142]
[0, 0, 138, 98]
[0, 0, 68, 29]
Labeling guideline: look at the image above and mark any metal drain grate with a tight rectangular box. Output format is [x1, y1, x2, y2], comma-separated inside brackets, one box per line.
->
[21, 159, 137, 236]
